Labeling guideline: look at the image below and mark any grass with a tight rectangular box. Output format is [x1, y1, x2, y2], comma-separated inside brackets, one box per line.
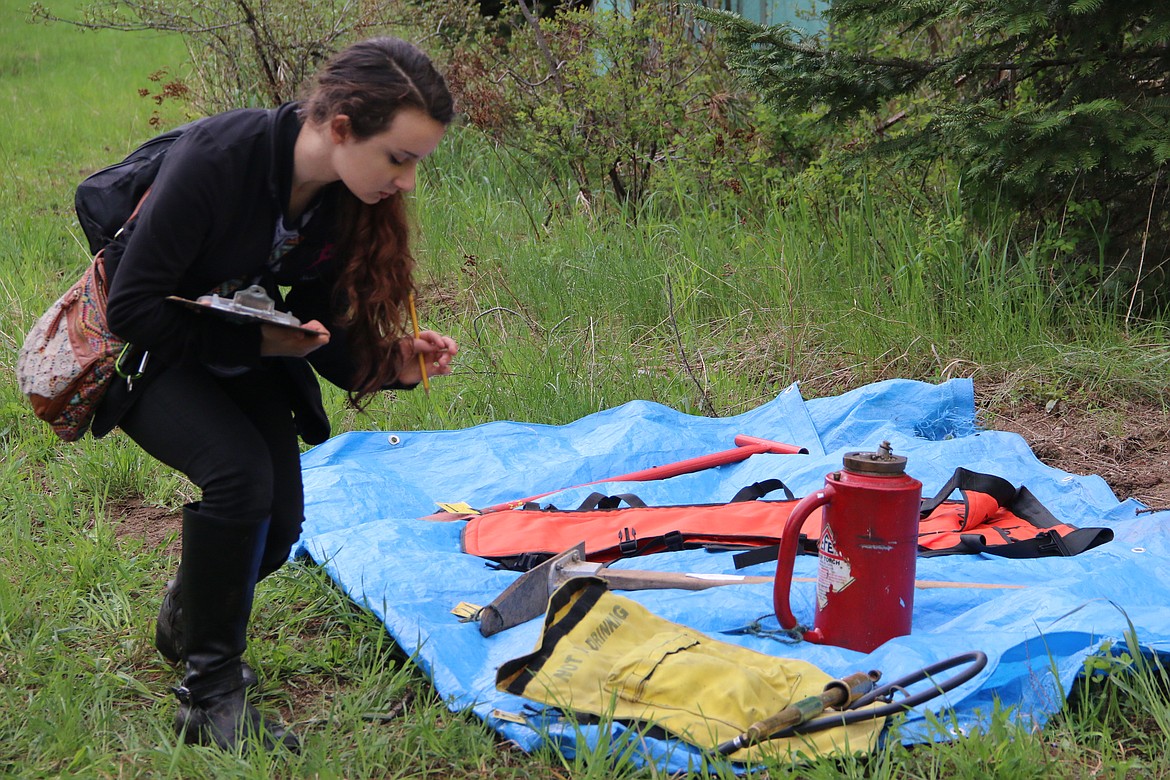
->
[3, 0, 1170, 776]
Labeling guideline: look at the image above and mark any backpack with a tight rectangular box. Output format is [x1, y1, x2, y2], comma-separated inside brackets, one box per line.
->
[16, 125, 192, 441]
[74, 122, 193, 254]
[459, 468, 1113, 570]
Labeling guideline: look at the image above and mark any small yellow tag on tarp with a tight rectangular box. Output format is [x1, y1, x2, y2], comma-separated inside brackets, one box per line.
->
[496, 576, 886, 763]
[436, 502, 478, 515]
[451, 602, 482, 621]
[490, 709, 529, 726]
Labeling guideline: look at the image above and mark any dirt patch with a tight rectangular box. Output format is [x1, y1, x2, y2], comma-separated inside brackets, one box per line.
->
[109, 498, 181, 560]
[981, 396, 1170, 511]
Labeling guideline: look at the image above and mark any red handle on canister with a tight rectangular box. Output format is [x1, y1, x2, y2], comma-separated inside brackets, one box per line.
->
[772, 487, 833, 632]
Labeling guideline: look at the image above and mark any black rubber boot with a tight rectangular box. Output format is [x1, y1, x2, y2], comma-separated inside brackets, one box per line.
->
[172, 505, 298, 752]
[155, 572, 185, 663]
[255, 511, 305, 583]
[155, 570, 259, 689]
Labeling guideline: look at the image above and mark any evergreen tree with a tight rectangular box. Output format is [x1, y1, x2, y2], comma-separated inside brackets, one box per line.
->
[698, 1, 1170, 302]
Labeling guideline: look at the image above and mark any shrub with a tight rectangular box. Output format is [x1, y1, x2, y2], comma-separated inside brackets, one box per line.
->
[30, 0, 487, 111]
[445, 2, 769, 214]
[697, 1, 1170, 309]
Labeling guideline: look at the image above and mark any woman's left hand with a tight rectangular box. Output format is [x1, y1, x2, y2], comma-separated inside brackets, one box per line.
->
[397, 330, 458, 385]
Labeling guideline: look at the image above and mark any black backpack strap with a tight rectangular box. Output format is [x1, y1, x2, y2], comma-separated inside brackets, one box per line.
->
[1010, 486, 1066, 529]
[575, 492, 647, 511]
[732, 545, 780, 569]
[485, 552, 554, 572]
[919, 467, 1017, 518]
[75, 123, 191, 254]
[923, 527, 1115, 558]
[730, 479, 795, 502]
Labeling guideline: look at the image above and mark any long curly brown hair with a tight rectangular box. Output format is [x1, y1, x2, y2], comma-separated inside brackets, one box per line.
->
[300, 37, 454, 406]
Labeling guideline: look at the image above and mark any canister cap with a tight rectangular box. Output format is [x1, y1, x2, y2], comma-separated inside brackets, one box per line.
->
[841, 441, 908, 475]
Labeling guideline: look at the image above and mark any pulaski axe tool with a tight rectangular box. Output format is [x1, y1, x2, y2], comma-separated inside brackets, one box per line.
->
[472, 542, 1024, 637]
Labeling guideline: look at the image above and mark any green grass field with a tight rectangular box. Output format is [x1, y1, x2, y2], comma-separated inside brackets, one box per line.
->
[4, 0, 1170, 776]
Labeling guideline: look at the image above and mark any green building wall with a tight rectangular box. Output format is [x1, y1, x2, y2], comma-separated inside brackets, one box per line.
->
[594, 0, 826, 35]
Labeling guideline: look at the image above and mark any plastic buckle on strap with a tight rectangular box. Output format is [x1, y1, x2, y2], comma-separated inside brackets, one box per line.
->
[1036, 530, 1070, 556]
[663, 530, 684, 552]
[617, 527, 638, 556]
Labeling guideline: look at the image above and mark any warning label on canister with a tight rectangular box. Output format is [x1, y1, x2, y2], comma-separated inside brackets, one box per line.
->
[817, 526, 855, 609]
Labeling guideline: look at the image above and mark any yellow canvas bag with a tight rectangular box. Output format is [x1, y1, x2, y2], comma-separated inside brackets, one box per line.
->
[496, 577, 885, 762]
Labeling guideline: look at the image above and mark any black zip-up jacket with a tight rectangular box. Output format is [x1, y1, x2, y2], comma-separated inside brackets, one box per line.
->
[97, 102, 407, 444]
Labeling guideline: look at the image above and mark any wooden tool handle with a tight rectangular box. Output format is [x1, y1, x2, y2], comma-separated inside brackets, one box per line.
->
[593, 570, 1023, 591]
[597, 570, 774, 591]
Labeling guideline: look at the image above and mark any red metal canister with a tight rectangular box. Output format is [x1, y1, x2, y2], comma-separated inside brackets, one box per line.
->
[773, 442, 922, 653]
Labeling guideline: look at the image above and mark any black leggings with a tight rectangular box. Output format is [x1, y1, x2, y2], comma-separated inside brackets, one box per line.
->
[118, 359, 305, 579]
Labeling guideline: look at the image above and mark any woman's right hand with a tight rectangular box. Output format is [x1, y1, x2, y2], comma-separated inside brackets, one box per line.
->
[260, 320, 331, 358]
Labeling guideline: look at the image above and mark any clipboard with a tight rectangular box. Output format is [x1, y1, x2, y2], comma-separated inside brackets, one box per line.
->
[166, 295, 321, 335]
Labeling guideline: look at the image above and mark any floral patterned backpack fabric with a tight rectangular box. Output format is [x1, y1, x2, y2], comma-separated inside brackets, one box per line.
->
[16, 251, 128, 441]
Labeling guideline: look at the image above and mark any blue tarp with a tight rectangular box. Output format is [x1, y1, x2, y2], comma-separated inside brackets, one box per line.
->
[295, 379, 1167, 772]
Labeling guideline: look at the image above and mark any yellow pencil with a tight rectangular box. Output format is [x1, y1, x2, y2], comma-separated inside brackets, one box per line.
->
[408, 292, 429, 394]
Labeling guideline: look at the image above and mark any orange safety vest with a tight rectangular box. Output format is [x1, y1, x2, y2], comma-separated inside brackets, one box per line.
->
[459, 468, 1113, 570]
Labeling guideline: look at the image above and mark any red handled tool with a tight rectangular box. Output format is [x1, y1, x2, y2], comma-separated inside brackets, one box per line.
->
[424, 434, 808, 520]
[491, 434, 807, 511]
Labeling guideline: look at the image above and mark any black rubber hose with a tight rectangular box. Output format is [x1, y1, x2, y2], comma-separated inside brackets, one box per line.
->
[780, 650, 989, 736]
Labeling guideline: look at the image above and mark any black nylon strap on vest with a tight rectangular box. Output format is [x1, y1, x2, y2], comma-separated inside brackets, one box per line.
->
[486, 552, 554, 572]
[947, 527, 1113, 558]
[1009, 485, 1066, 529]
[730, 468, 1114, 568]
[617, 527, 638, 556]
[576, 492, 648, 511]
[733, 545, 780, 569]
[918, 467, 1017, 517]
[916, 470, 1113, 557]
[730, 479, 795, 502]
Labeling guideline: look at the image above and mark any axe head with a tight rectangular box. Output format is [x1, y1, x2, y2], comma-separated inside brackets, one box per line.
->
[478, 542, 601, 637]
